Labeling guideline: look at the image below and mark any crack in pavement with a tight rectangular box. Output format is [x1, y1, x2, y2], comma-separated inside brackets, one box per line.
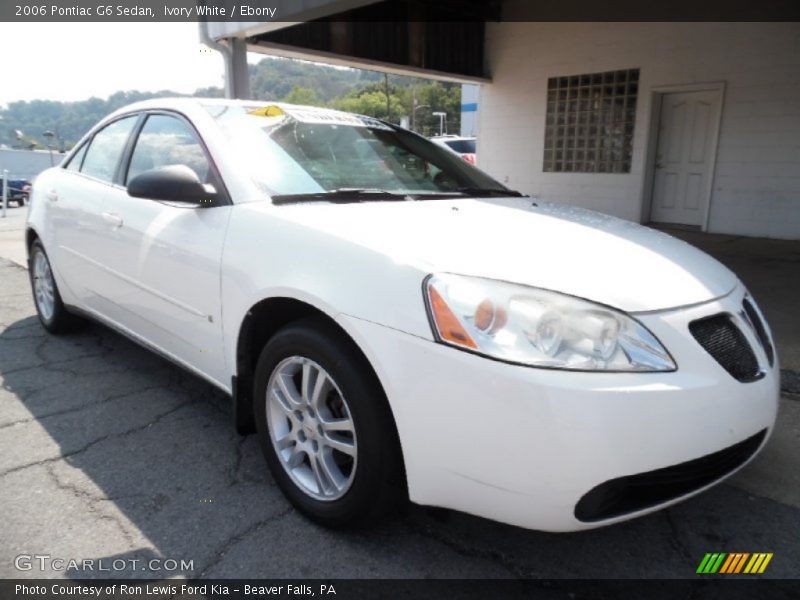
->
[0, 362, 154, 404]
[15, 352, 163, 382]
[402, 518, 528, 578]
[45, 462, 138, 547]
[0, 351, 114, 377]
[198, 506, 294, 578]
[173, 375, 229, 417]
[0, 398, 197, 479]
[229, 435, 250, 487]
[0, 380, 179, 431]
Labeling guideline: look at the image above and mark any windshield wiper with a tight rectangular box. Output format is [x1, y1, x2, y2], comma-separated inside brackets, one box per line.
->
[272, 186, 527, 205]
[272, 188, 410, 205]
[453, 187, 526, 198]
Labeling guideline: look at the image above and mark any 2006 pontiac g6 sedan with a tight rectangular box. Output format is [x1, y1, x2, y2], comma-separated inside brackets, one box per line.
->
[26, 99, 779, 531]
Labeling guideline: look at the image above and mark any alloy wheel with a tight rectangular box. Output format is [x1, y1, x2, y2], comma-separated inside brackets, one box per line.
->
[266, 356, 357, 501]
[32, 250, 55, 322]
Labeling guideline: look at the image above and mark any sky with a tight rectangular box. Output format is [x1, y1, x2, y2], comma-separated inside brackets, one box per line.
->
[0, 23, 236, 106]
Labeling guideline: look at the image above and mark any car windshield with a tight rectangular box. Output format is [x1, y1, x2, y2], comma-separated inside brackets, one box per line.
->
[444, 139, 476, 154]
[204, 104, 508, 199]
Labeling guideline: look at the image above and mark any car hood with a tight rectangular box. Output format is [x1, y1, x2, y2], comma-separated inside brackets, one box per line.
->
[272, 197, 738, 313]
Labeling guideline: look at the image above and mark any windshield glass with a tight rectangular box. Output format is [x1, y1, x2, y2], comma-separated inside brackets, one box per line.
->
[205, 104, 505, 198]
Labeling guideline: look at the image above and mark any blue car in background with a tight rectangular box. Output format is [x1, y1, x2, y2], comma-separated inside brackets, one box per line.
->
[4, 178, 32, 206]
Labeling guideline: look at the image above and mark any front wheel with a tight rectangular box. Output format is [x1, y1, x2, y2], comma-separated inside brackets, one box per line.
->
[253, 318, 404, 527]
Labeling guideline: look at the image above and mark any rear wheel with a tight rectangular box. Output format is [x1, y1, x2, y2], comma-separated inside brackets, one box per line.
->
[253, 318, 404, 527]
[29, 240, 84, 333]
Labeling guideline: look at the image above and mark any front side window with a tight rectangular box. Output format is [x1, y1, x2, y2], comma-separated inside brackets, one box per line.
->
[205, 104, 506, 198]
[126, 114, 211, 184]
[80, 116, 138, 183]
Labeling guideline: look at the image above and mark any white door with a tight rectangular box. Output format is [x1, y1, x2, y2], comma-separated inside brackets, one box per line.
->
[98, 113, 231, 385]
[48, 115, 140, 311]
[650, 90, 721, 227]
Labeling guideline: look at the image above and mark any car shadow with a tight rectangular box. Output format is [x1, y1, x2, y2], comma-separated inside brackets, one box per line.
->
[1, 311, 798, 581]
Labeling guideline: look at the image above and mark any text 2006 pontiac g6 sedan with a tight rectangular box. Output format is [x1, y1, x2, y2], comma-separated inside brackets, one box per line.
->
[26, 99, 778, 531]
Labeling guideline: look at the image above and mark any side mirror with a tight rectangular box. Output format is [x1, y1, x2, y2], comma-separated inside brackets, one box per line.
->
[127, 165, 217, 207]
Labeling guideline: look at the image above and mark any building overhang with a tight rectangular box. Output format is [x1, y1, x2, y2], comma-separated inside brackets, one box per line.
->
[205, 0, 500, 84]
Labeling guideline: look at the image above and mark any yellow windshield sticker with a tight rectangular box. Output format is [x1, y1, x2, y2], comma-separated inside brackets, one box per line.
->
[246, 104, 374, 128]
[249, 105, 285, 117]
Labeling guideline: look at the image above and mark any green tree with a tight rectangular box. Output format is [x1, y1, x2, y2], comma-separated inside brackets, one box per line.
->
[333, 90, 404, 120]
[0, 56, 462, 148]
[400, 82, 462, 136]
[249, 56, 381, 103]
[282, 86, 324, 107]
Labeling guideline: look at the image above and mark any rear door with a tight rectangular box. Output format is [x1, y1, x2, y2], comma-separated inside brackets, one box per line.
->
[47, 114, 140, 311]
[98, 111, 232, 385]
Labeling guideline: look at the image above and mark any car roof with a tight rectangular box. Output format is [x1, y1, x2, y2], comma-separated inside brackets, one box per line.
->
[108, 97, 367, 120]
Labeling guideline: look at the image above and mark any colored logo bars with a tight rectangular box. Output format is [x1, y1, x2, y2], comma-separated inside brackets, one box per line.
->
[696, 553, 773, 574]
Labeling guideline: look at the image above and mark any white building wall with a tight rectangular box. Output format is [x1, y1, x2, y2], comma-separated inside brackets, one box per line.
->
[477, 21, 800, 239]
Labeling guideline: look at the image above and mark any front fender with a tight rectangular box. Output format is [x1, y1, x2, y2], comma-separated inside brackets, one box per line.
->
[220, 203, 433, 380]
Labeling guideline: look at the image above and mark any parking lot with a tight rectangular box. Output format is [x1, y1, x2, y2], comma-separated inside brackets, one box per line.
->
[1, 204, 799, 580]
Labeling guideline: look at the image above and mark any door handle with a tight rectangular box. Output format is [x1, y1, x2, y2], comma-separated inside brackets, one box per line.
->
[46, 190, 58, 202]
[102, 211, 123, 228]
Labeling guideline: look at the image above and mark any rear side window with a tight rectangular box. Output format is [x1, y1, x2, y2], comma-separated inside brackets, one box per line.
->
[126, 114, 211, 184]
[80, 116, 138, 183]
[64, 143, 88, 172]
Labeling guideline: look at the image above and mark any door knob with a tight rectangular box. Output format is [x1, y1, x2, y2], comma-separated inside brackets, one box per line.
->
[46, 190, 58, 202]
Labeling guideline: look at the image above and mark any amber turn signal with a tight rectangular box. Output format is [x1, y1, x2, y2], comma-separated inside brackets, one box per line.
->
[428, 286, 477, 349]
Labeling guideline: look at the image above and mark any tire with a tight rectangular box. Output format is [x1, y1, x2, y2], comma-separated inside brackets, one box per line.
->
[253, 317, 404, 528]
[29, 239, 85, 334]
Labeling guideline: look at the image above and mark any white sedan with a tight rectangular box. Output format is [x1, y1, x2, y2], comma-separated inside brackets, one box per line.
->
[26, 99, 778, 531]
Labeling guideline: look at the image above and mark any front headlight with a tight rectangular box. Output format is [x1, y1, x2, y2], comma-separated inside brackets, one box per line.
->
[424, 273, 675, 372]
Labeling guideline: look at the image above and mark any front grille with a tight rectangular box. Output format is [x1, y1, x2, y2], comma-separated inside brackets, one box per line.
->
[575, 429, 767, 522]
[689, 314, 761, 382]
[742, 297, 774, 367]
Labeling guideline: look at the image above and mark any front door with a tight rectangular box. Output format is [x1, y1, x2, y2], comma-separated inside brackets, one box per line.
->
[650, 89, 721, 227]
[98, 112, 231, 386]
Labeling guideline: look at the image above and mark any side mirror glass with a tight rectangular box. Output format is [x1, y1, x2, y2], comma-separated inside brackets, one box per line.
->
[127, 165, 217, 207]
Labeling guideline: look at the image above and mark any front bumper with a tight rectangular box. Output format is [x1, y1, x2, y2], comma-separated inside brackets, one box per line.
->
[339, 285, 779, 532]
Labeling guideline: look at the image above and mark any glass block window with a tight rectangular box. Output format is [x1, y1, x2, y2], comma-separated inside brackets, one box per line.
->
[543, 68, 639, 174]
